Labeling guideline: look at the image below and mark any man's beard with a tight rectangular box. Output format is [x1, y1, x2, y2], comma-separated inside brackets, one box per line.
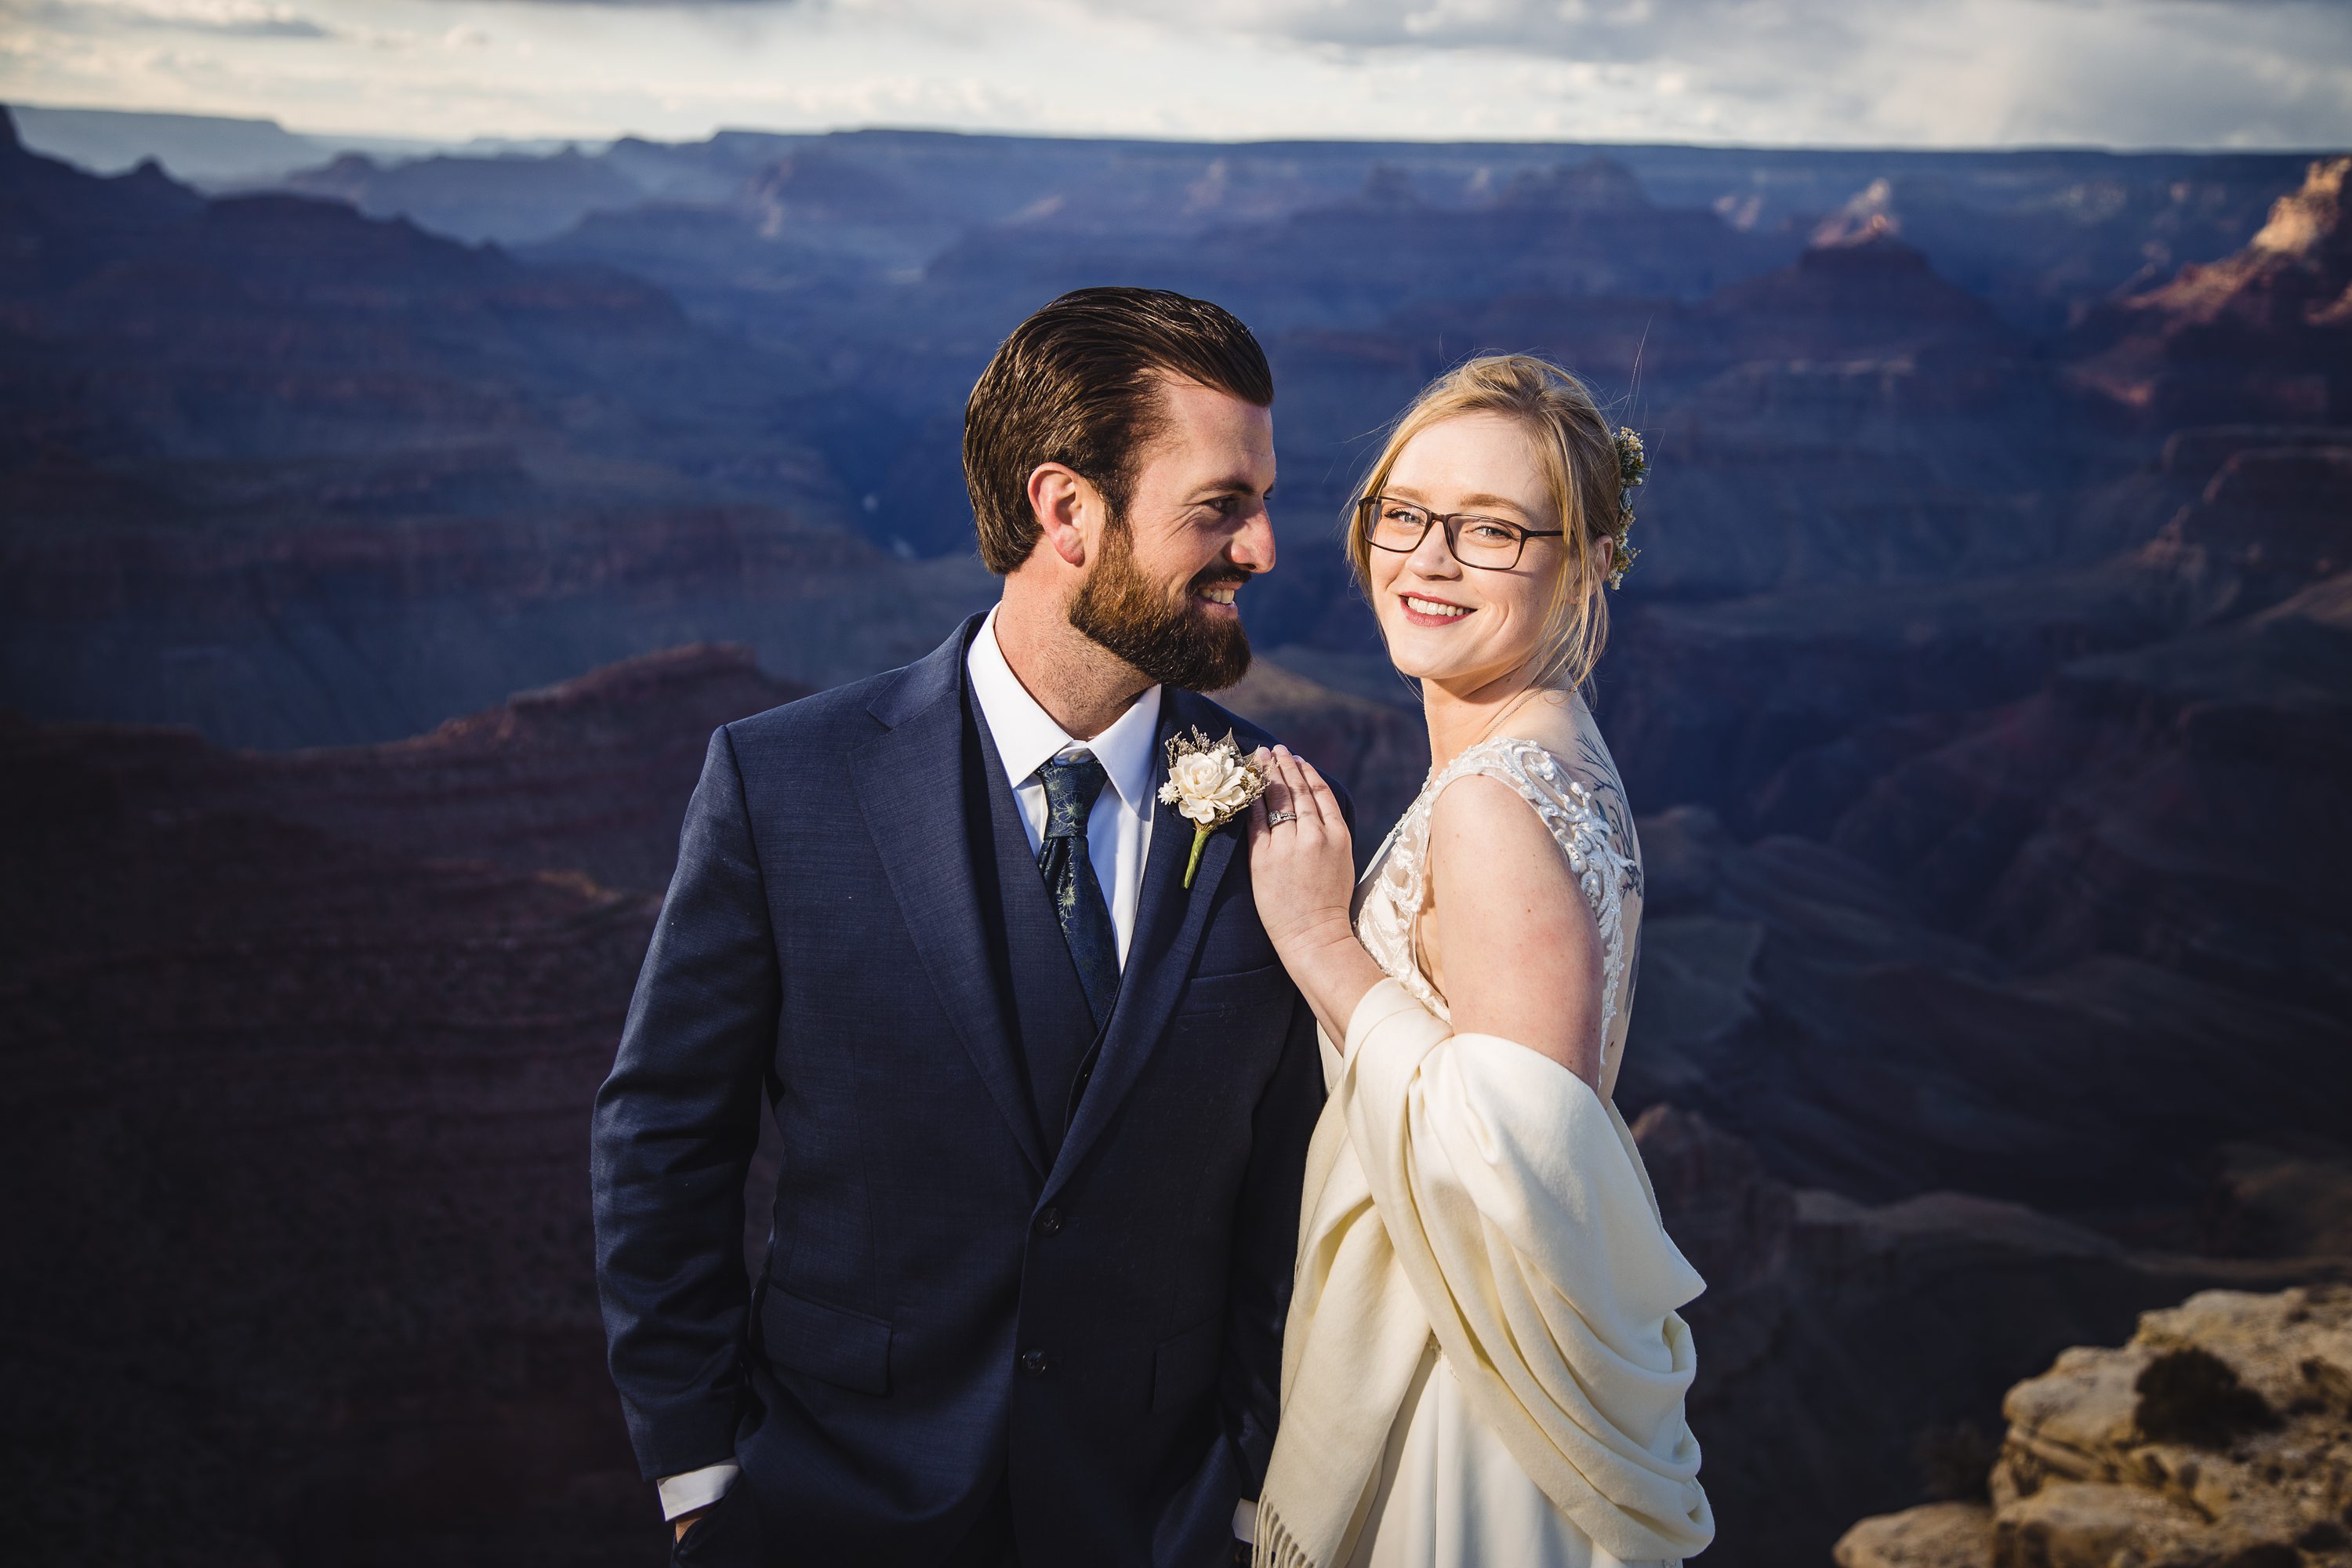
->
[1067, 517, 1253, 692]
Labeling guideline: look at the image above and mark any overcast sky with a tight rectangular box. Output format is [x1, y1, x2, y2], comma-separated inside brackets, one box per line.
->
[5, 0, 2349, 148]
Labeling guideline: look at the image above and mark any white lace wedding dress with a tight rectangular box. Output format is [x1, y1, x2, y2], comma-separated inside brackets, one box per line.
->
[1335, 702, 1693, 1568]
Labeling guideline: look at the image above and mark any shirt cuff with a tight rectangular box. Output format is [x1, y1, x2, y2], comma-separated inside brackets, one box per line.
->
[1233, 1497, 1258, 1544]
[656, 1461, 740, 1522]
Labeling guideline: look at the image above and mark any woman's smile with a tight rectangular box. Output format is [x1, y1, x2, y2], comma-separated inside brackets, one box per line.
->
[1399, 592, 1474, 626]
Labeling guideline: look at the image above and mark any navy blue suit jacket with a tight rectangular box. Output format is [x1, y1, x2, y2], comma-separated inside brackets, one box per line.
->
[590, 615, 1327, 1566]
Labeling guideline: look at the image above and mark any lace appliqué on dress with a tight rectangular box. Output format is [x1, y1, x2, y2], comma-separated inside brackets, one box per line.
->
[1353, 735, 1644, 1065]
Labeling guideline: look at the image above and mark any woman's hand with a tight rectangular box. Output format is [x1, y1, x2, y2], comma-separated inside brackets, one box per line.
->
[1247, 746, 1384, 1041]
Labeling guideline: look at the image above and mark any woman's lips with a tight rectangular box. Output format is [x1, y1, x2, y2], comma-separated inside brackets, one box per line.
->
[1399, 593, 1472, 629]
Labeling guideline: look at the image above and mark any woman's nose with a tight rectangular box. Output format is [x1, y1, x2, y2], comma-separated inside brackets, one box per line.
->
[1406, 523, 1460, 575]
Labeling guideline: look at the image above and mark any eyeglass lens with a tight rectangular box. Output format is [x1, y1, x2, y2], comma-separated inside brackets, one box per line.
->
[1362, 500, 1530, 569]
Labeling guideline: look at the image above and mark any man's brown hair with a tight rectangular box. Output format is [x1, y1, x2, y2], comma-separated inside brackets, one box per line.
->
[963, 286, 1273, 574]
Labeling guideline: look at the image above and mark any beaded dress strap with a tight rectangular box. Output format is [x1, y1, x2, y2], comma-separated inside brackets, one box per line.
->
[1403, 736, 1642, 1055]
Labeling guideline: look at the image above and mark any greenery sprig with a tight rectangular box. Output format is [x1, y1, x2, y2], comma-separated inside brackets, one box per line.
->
[1607, 426, 1646, 590]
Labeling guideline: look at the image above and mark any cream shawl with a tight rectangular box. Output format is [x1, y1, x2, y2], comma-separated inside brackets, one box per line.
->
[1255, 979, 1715, 1568]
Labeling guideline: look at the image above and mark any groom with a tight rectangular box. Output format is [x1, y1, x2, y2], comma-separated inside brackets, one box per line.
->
[590, 287, 1328, 1566]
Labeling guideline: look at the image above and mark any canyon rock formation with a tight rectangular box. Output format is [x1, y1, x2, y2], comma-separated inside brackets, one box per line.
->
[4, 101, 2347, 1568]
[1834, 1286, 2352, 1568]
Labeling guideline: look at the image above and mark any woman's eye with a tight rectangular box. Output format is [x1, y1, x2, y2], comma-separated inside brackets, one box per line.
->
[1466, 521, 1513, 541]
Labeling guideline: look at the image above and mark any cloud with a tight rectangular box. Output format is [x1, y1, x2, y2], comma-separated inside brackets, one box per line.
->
[1090, 0, 2352, 147]
[2, 0, 2343, 147]
[8, 0, 332, 38]
[434, 0, 792, 6]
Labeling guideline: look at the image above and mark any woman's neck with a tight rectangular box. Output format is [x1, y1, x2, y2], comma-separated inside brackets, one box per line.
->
[1419, 666, 1562, 773]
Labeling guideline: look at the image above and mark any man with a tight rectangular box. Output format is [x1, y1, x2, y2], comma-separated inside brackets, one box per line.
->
[590, 287, 1329, 1566]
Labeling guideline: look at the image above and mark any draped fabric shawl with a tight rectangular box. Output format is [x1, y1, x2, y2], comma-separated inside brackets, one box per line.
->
[1255, 980, 1715, 1568]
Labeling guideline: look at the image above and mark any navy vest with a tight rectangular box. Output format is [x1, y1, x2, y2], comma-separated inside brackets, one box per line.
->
[965, 679, 1105, 1165]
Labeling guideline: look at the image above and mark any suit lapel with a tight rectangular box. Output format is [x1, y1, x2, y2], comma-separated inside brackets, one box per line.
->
[851, 618, 1047, 1179]
[1046, 691, 1242, 1196]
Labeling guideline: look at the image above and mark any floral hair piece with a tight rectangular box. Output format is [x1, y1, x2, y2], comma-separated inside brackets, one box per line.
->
[1607, 426, 1646, 590]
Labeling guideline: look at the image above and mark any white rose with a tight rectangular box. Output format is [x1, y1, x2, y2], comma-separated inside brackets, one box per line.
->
[1163, 749, 1254, 823]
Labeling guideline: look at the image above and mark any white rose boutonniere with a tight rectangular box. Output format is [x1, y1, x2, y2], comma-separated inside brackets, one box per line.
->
[1156, 728, 1269, 888]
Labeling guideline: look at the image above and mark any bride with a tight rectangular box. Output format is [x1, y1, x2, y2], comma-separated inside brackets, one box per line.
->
[1243, 355, 1714, 1568]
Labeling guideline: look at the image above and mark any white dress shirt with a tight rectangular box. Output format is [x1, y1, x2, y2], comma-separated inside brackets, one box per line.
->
[965, 604, 1162, 960]
[657, 609, 1166, 1526]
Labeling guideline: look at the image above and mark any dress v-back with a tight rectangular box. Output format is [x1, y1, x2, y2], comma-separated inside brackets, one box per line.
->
[1338, 699, 1680, 1568]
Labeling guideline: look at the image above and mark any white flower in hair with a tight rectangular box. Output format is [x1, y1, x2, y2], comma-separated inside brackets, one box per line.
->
[1608, 426, 1646, 590]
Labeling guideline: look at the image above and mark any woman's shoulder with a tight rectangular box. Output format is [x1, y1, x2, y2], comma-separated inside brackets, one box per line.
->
[1428, 707, 1639, 879]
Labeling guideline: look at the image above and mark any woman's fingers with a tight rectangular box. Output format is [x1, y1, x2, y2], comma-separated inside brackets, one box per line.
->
[1272, 747, 1325, 833]
[1261, 753, 1294, 828]
[1245, 748, 1272, 844]
[1295, 755, 1345, 834]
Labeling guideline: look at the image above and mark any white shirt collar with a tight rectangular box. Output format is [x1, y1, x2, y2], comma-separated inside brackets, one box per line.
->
[967, 605, 1163, 812]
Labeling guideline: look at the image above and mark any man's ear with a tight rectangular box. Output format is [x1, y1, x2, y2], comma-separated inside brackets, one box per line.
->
[1027, 463, 1096, 569]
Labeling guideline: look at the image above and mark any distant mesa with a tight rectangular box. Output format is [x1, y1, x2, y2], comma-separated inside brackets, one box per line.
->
[1358, 163, 1422, 211]
[1703, 226, 2009, 349]
[278, 145, 650, 246]
[1497, 154, 1652, 212]
[1812, 176, 1903, 247]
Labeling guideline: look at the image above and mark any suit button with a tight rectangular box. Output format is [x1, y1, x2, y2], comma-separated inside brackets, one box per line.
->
[1035, 1207, 1064, 1236]
[1021, 1348, 1050, 1376]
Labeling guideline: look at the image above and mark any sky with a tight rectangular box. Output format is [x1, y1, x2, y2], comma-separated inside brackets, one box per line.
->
[5, 0, 2350, 150]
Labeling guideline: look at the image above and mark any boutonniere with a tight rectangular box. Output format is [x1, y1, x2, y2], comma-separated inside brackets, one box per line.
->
[1157, 728, 1269, 889]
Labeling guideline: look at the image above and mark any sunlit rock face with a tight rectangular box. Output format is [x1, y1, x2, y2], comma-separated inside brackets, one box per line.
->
[1635, 1109, 2343, 1568]
[2068, 157, 2352, 426]
[1833, 1286, 2352, 1568]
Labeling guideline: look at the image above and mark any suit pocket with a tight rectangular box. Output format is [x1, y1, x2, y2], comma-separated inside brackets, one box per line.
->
[671, 1475, 757, 1565]
[1150, 1314, 1223, 1414]
[1176, 960, 1287, 1016]
[760, 1286, 892, 1396]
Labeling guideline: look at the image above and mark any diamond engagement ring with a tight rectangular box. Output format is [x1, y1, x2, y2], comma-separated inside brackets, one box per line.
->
[1267, 809, 1299, 826]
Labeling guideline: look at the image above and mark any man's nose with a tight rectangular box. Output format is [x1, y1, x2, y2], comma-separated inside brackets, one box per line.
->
[1229, 506, 1276, 574]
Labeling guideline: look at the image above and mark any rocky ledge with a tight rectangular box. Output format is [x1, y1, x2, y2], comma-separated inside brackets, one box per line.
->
[1835, 1285, 2352, 1568]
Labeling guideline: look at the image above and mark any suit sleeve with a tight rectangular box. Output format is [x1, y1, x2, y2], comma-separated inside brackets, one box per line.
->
[590, 724, 781, 1481]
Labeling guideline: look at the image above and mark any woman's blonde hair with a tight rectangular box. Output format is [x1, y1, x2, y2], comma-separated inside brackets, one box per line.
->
[1347, 354, 1624, 692]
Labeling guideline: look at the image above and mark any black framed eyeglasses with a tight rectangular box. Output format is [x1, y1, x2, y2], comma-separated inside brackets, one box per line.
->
[1356, 495, 1564, 571]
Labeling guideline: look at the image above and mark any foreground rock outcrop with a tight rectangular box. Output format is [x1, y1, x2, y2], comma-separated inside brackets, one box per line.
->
[1635, 1108, 2348, 1568]
[1835, 1285, 2352, 1568]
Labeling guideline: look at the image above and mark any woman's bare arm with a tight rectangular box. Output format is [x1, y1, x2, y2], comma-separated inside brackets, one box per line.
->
[1424, 772, 1606, 1091]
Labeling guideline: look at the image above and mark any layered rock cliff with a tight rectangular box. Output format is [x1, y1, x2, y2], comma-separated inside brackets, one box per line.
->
[1642, 1113, 2347, 1568]
[2070, 156, 2352, 426]
[1835, 1286, 2352, 1568]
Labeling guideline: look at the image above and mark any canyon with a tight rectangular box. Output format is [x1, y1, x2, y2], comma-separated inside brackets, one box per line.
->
[2, 104, 2347, 1565]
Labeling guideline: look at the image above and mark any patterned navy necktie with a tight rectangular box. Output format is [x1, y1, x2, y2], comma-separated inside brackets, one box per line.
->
[1036, 753, 1120, 1028]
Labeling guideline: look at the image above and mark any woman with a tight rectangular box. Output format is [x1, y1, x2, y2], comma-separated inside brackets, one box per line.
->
[1245, 356, 1713, 1568]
